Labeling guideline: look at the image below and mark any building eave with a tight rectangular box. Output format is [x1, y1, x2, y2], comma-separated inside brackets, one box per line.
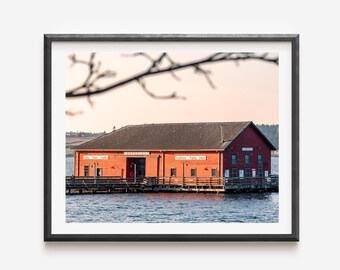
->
[74, 148, 225, 152]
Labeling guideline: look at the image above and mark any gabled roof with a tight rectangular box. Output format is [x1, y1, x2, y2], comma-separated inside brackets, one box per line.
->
[75, 121, 276, 151]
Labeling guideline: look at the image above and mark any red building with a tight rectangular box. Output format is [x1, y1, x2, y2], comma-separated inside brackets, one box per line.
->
[73, 121, 276, 179]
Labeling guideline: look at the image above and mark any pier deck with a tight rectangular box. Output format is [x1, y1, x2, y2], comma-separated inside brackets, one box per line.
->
[66, 176, 278, 194]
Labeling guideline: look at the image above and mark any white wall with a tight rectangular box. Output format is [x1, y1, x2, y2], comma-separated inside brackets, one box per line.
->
[1, 0, 339, 269]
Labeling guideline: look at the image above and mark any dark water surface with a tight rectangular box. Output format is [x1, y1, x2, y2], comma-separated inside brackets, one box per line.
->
[66, 192, 278, 223]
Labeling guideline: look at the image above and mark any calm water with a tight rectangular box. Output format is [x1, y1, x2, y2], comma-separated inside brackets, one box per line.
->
[66, 192, 278, 223]
[65, 156, 279, 223]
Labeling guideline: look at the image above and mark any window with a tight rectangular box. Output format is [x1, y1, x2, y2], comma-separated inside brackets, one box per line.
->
[211, 168, 217, 177]
[258, 154, 263, 165]
[231, 168, 237, 177]
[84, 165, 89, 176]
[258, 154, 263, 177]
[190, 168, 197, 177]
[224, 169, 229, 178]
[245, 168, 250, 177]
[245, 154, 250, 167]
[231, 154, 237, 166]
[96, 168, 102, 177]
[170, 168, 176, 177]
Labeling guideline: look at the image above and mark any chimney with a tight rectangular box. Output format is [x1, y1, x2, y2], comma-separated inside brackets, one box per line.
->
[220, 124, 225, 142]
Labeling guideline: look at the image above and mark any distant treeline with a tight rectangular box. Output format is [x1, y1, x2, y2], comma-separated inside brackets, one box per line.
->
[66, 131, 106, 138]
[256, 124, 279, 149]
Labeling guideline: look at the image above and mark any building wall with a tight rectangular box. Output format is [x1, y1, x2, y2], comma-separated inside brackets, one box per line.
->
[74, 126, 272, 178]
[145, 155, 159, 177]
[74, 150, 221, 178]
[161, 151, 221, 178]
[75, 151, 129, 177]
[223, 125, 272, 177]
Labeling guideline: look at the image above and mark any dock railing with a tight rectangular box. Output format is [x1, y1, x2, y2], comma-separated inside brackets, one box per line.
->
[66, 176, 149, 188]
[155, 176, 224, 187]
[66, 175, 278, 191]
[224, 175, 278, 190]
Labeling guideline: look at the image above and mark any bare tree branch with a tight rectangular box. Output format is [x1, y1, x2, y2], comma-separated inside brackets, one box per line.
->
[123, 52, 182, 82]
[66, 110, 83, 116]
[137, 78, 185, 100]
[66, 52, 278, 99]
[67, 53, 117, 96]
[193, 64, 216, 89]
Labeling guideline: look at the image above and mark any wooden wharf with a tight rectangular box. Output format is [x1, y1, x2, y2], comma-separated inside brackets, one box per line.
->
[66, 175, 278, 194]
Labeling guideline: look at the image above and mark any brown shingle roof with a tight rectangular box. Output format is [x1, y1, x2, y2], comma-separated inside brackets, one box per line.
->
[75, 121, 274, 151]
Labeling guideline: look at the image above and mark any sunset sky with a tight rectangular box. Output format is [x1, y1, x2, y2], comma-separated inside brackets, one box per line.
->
[65, 52, 278, 132]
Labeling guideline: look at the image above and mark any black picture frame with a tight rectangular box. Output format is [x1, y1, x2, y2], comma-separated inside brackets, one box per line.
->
[44, 34, 299, 242]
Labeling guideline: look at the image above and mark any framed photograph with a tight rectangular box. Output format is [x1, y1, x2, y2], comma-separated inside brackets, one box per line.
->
[44, 34, 299, 241]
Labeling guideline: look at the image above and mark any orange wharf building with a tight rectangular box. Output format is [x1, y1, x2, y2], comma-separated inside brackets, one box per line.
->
[73, 121, 276, 179]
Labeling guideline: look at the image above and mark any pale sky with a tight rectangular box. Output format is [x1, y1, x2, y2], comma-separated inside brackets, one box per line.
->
[66, 52, 278, 132]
